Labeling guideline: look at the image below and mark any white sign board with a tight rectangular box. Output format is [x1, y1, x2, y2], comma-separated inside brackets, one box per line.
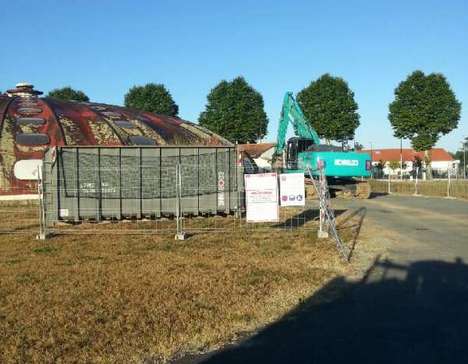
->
[279, 173, 305, 206]
[244, 173, 279, 222]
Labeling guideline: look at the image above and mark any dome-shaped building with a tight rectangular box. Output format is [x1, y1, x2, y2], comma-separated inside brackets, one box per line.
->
[0, 83, 232, 197]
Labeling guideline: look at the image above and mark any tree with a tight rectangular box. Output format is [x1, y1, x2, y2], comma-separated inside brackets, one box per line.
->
[452, 150, 467, 177]
[375, 160, 386, 178]
[297, 74, 360, 144]
[198, 76, 268, 143]
[412, 156, 423, 178]
[47, 86, 89, 102]
[388, 70, 461, 177]
[388, 160, 400, 174]
[124, 83, 178, 116]
[353, 142, 364, 151]
[376, 160, 386, 171]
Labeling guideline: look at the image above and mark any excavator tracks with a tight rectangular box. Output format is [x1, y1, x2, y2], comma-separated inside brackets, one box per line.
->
[354, 180, 371, 199]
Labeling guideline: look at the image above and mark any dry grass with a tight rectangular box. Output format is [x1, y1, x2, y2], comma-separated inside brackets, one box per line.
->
[370, 179, 468, 199]
[0, 207, 358, 363]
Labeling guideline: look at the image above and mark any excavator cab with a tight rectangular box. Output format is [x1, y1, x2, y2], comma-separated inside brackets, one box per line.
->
[286, 137, 315, 169]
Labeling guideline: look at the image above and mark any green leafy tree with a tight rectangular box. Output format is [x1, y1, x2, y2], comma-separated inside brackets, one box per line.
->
[47, 86, 89, 102]
[388, 160, 400, 173]
[376, 160, 386, 171]
[412, 156, 423, 178]
[388, 70, 461, 177]
[452, 150, 467, 176]
[413, 156, 423, 168]
[199, 76, 268, 143]
[353, 142, 364, 151]
[375, 159, 386, 178]
[124, 83, 178, 116]
[297, 74, 360, 144]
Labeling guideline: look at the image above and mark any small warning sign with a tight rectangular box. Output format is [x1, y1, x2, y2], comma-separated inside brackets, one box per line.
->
[217, 171, 225, 208]
[279, 173, 305, 206]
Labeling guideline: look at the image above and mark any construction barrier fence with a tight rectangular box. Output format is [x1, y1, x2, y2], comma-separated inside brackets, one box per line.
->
[370, 177, 468, 200]
[0, 146, 366, 262]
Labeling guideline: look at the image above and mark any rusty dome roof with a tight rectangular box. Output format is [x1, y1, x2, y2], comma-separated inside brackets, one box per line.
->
[0, 83, 232, 148]
[0, 83, 233, 196]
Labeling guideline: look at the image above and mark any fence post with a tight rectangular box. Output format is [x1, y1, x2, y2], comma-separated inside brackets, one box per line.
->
[447, 170, 451, 198]
[308, 166, 349, 261]
[235, 147, 243, 220]
[387, 174, 391, 194]
[175, 163, 186, 240]
[236, 166, 242, 219]
[318, 167, 329, 239]
[414, 168, 419, 196]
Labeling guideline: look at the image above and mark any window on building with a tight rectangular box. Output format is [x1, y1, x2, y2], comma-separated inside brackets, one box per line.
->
[114, 120, 135, 129]
[92, 105, 107, 111]
[16, 133, 49, 146]
[128, 135, 155, 145]
[14, 159, 43, 180]
[16, 117, 46, 126]
[17, 107, 42, 115]
[103, 111, 121, 118]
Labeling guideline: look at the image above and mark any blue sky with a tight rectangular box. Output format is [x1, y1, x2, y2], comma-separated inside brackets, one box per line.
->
[1, 0, 467, 152]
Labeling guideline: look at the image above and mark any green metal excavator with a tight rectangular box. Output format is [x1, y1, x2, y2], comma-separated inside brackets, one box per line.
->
[274, 92, 372, 198]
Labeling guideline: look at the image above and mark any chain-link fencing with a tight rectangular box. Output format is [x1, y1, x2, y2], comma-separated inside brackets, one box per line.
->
[370, 174, 468, 199]
[0, 191, 40, 235]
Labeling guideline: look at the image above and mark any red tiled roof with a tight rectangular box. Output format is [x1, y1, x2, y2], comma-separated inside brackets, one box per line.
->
[360, 148, 453, 162]
[238, 143, 275, 158]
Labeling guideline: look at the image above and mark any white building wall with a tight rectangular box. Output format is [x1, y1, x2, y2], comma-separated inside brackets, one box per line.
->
[254, 157, 272, 171]
[373, 160, 459, 177]
[253, 148, 275, 171]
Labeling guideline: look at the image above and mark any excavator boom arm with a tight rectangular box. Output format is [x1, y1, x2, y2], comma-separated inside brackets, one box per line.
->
[274, 92, 320, 156]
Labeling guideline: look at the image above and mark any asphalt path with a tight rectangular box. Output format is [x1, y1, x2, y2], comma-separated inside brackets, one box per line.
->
[172, 195, 468, 364]
[333, 194, 468, 262]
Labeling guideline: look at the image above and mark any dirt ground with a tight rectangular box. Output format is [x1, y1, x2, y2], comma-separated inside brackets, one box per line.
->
[0, 205, 378, 363]
[175, 194, 468, 364]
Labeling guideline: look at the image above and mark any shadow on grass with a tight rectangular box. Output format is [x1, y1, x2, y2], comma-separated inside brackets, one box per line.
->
[336, 207, 367, 261]
[175, 256, 468, 364]
[0, 222, 40, 233]
[273, 209, 348, 229]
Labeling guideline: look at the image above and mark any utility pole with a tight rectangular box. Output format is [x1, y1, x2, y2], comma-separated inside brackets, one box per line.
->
[463, 142, 466, 179]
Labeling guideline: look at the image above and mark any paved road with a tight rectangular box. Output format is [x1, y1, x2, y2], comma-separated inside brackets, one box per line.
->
[333, 194, 468, 262]
[174, 195, 468, 364]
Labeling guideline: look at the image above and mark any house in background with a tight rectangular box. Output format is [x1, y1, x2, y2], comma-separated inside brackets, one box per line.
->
[237, 144, 459, 178]
[238, 143, 276, 171]
[361, 148, 459, 178]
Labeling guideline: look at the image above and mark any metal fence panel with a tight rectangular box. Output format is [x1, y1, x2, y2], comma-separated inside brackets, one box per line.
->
[42, 146, 239, 225]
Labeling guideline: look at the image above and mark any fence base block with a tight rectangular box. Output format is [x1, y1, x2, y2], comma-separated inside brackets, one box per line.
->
[317, 230, 329, 239]
[175, 232, 187, 240]
[36, 232, 50, 240]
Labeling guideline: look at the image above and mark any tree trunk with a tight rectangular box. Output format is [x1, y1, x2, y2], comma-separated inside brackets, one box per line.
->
[424, 150, 432, 180]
